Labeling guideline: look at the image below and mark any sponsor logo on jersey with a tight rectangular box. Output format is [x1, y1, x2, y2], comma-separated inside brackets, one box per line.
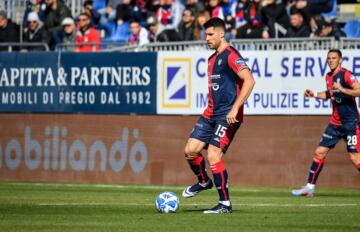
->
[211, 74, 221, 79]
[212, 83, 219, 91]
[162, 58, 191, 108]
[235, 58, 246, 65]
[218, 59, 222, 66]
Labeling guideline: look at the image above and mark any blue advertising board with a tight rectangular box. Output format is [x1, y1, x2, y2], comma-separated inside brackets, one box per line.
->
[0, 52, 157, 114]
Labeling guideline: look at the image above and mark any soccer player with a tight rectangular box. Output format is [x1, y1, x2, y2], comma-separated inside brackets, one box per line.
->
[292, 49, 360, 197]
[182, 17, 255, 214]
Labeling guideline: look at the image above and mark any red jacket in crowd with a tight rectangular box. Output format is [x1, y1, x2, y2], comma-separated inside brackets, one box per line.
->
[75, 27, 101, 52]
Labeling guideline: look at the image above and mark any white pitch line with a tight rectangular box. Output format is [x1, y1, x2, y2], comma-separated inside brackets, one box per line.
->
[36, 202, 359, 207]
[7, 182, 262, 192]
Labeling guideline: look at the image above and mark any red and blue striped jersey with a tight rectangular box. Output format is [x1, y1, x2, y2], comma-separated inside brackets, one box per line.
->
[326, 67, 360, 125]
[203, 46, 249, 122]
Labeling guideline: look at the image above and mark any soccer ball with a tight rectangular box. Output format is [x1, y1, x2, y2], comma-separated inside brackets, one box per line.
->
[155, 191, 179, 213]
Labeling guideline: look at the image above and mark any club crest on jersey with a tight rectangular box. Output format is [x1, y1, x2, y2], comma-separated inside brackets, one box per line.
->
[218, 59, 222, 66]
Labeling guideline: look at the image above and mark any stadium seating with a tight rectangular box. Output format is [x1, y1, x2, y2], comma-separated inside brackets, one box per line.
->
[343, 20, 360, 38]
[322, 0, 337, 19]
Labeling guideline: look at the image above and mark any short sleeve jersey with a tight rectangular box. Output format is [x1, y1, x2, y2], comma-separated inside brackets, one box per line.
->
[202, 46, 249, 122]
[326, 67, 360, 125]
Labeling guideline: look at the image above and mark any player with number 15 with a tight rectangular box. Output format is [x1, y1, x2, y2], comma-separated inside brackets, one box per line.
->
[181, 17, 255, 214]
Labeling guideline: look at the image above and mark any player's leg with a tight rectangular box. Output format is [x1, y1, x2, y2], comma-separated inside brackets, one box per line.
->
[344, 122, 360, 172]
[203, 145, 232, 214]
[292, 124, 340, 196]
[348, 153, 360, 171]
[182, 138, 213, 198]
[203, 121, 240, 214]
[184, 138, 210, 184]
[292, 146, 330, 196]
[182, 117, 214, 198]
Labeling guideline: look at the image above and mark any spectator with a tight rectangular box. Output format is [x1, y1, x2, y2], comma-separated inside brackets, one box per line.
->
[185, 0, 205, 16]
[23, 12, 51, 51]
[129, 20, 150, 45]
[0, 10, 20, 51]
[317, 20, 346, 40]
[60, 17, 77, 51]
[286, 8, 311, 37]
[219, 0, 237, 40]
[133, 0, 149, 25]
[98, 0, 122, 26]
[193, 9, 210, 40]
[206, 0, 237, 39]
[44, 0, 72, 31]
[294, 0, 334, 23]
[156, 0, 184, 32]
[43, 0, 72, 48]
[261, 0, 290, 38]
[147, 16, 180, 42]
[206, 0, 220, 16]
[83, 0, 101, 27]
[23, 0, 47, 27]
[235, 0, 264, 39]
[116, 0, 143, 24]
[177, 8, 195, 41]
[104, 3, 131, 42]
[75, 13, 101, 52]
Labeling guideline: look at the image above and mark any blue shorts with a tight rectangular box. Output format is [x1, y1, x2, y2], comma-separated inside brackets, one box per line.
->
[319, 122, 360, 152]
[189, 116, 241, 153]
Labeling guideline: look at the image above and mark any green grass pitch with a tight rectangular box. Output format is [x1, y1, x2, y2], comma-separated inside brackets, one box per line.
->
[0, 182, 359, 232]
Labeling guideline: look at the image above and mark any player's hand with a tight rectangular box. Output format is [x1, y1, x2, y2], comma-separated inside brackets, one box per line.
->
[226, 108, 239, 125]
[333, 82, 344, 92]
[304, 89, 315, 97]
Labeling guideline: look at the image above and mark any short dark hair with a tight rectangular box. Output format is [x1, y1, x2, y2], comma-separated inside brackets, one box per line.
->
[289, 8, 304, 18]
[129, 19, 140, 25]
[204, 17, 225, 31]
[79, 12, 89, 19]
[83, 0, 93, 7]
[328, 49, 342, 58]
[183, 8, 194, 17]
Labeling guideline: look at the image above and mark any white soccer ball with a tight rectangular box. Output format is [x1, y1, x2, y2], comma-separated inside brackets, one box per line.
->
[155, 191, 179, 213]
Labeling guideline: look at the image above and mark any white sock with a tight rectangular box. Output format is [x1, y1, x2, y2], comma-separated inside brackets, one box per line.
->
[306, 183, 315, 190]
[219, 200, 231, 206]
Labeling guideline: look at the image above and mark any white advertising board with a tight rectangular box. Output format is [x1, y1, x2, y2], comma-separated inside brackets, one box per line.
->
[157, 50, 360, 115]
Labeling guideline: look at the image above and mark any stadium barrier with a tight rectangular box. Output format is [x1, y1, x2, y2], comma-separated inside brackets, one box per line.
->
[0, 42, 49, 52]
[2, 37, 360, 53]
[105, 37, 359, 52]
[56, 42, 127, 52]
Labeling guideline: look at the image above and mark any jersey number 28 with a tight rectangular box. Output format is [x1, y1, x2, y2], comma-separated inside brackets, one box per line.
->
[347, 135, 357, 146]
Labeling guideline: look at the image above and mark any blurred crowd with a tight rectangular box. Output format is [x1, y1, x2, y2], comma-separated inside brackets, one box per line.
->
[0, 0, 345, 52]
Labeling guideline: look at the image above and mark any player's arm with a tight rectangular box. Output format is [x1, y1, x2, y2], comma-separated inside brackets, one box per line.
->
[333, 82, 360, 97]
[227, 68, 255, 124]
[304, 89, 330, 100]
